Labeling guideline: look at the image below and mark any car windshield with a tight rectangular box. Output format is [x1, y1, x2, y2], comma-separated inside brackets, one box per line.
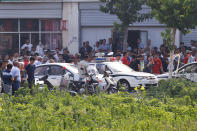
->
[106, 62, 134, 72]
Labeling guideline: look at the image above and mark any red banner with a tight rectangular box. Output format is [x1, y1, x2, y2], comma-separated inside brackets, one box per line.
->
[61, 20, 67, 30]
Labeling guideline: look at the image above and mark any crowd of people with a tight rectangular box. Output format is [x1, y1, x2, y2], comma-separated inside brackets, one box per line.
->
[0, 37, 196, 95]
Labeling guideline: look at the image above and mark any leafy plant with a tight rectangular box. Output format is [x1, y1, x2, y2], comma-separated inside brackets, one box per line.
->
[0, 79, 197, 130]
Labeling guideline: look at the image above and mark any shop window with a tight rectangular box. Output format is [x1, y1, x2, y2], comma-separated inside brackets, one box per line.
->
[41, 33, 62, 50]
[0, 19, 18, 32]
[41, 20, 60, 31]
[20, 19, 39, 32]
[0, 33, 19, 54]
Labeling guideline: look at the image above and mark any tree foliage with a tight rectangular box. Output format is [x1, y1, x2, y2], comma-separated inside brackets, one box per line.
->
[100, 0, 152, 51]
[100, 0, 151, 27]
[147, 0, 197, 34]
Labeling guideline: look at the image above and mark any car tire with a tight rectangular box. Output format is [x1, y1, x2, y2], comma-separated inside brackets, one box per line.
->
[118, 80, 131, 92]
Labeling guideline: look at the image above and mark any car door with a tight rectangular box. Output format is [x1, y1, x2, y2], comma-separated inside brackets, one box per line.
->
[34, 66, 49, 84]
[48, 65, 65, 87]
[178, 63, 197, 82]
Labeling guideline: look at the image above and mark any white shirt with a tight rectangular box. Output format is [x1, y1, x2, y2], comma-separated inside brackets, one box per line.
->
[34, 60, 42, 66]
[21, 43, 33, 51]
[11, 66, 21, 82]
[36, 44, 44, 56]
[8, 59, 13, 65]
[54, 54, 59, 62]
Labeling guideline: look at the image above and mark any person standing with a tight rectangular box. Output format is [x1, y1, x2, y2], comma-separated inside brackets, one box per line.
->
[36, 40, 44, 56]
[54, 48, 60, 62]
[21, 39, 33, 52]
[0, 61, 8, 93]
[86, 41, 93, 55]
[152, 53, 164, 74]
[121, 52, 130, 66]
[137, 38, 144, 49]
[11, 61, 21, 95]
[43, 50, 50, 63]
[115, 53, 122, 63]
[79, 42, 88, 59]
[143, 55, 155, 73]
[129, 55, 140, 71]
[2, 64, 13, 94]
[107, 38, 113, 52]
[25, 57, 36, 89]
[100, 39, 108, 53]
[62, 49, 70, 63]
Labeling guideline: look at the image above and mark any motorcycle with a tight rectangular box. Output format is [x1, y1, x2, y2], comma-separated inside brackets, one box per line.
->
[99, 71, 118, 94]
[68, 73, 99, 95]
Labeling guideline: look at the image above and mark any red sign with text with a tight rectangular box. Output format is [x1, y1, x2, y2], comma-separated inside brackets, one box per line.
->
[62, 20, 67, 30]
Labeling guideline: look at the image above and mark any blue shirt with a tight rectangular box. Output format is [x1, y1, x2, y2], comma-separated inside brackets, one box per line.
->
[2, 69, 12, 85]
[25, 64, 36, 80]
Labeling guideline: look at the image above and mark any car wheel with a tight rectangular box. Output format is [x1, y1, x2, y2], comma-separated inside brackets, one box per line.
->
[118, 80, 131, 92]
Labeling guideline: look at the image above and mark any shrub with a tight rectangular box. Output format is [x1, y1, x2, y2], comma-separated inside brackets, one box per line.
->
[0, 79, 197, 130]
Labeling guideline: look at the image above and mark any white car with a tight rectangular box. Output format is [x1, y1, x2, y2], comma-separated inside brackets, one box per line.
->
[34, 63, 79, 88]
[90, 62, 158, 90]
[157, 62, 197, 82]
[34, 63, 111, 90]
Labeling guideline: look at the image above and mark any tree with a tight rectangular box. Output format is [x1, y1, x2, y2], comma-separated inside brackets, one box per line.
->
[100, 0, 151, 51]
[147, 0, 197, 77]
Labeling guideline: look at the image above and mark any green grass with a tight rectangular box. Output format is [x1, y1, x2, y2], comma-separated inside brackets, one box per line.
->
[0, 78, 197, 130]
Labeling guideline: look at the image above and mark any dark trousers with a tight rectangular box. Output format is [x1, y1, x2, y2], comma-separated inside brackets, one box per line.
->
[12, 81, 20, 95]
[28, 79, 34, 89]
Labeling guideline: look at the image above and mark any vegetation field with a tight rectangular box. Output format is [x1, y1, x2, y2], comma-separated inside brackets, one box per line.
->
[0, 78, 197, 130]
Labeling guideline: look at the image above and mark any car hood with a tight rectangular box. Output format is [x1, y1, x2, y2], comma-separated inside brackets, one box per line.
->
[157, 73, 169, 78]
[112, 71, 156, 77]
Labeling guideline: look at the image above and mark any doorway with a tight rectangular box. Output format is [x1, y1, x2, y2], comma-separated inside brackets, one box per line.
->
[127, 30, 140, 50]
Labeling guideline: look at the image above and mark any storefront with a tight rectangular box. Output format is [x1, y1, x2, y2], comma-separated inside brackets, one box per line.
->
[0, 2, 62, 55]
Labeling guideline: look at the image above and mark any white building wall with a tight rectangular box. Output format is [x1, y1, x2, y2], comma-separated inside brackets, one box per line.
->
[81, 27, 112, 48]
[181, 27, 197, 46]
[62, 2, 79, 54]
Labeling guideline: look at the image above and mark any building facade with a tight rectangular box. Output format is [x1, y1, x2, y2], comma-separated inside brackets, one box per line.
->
[0, 0, 196, 55]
